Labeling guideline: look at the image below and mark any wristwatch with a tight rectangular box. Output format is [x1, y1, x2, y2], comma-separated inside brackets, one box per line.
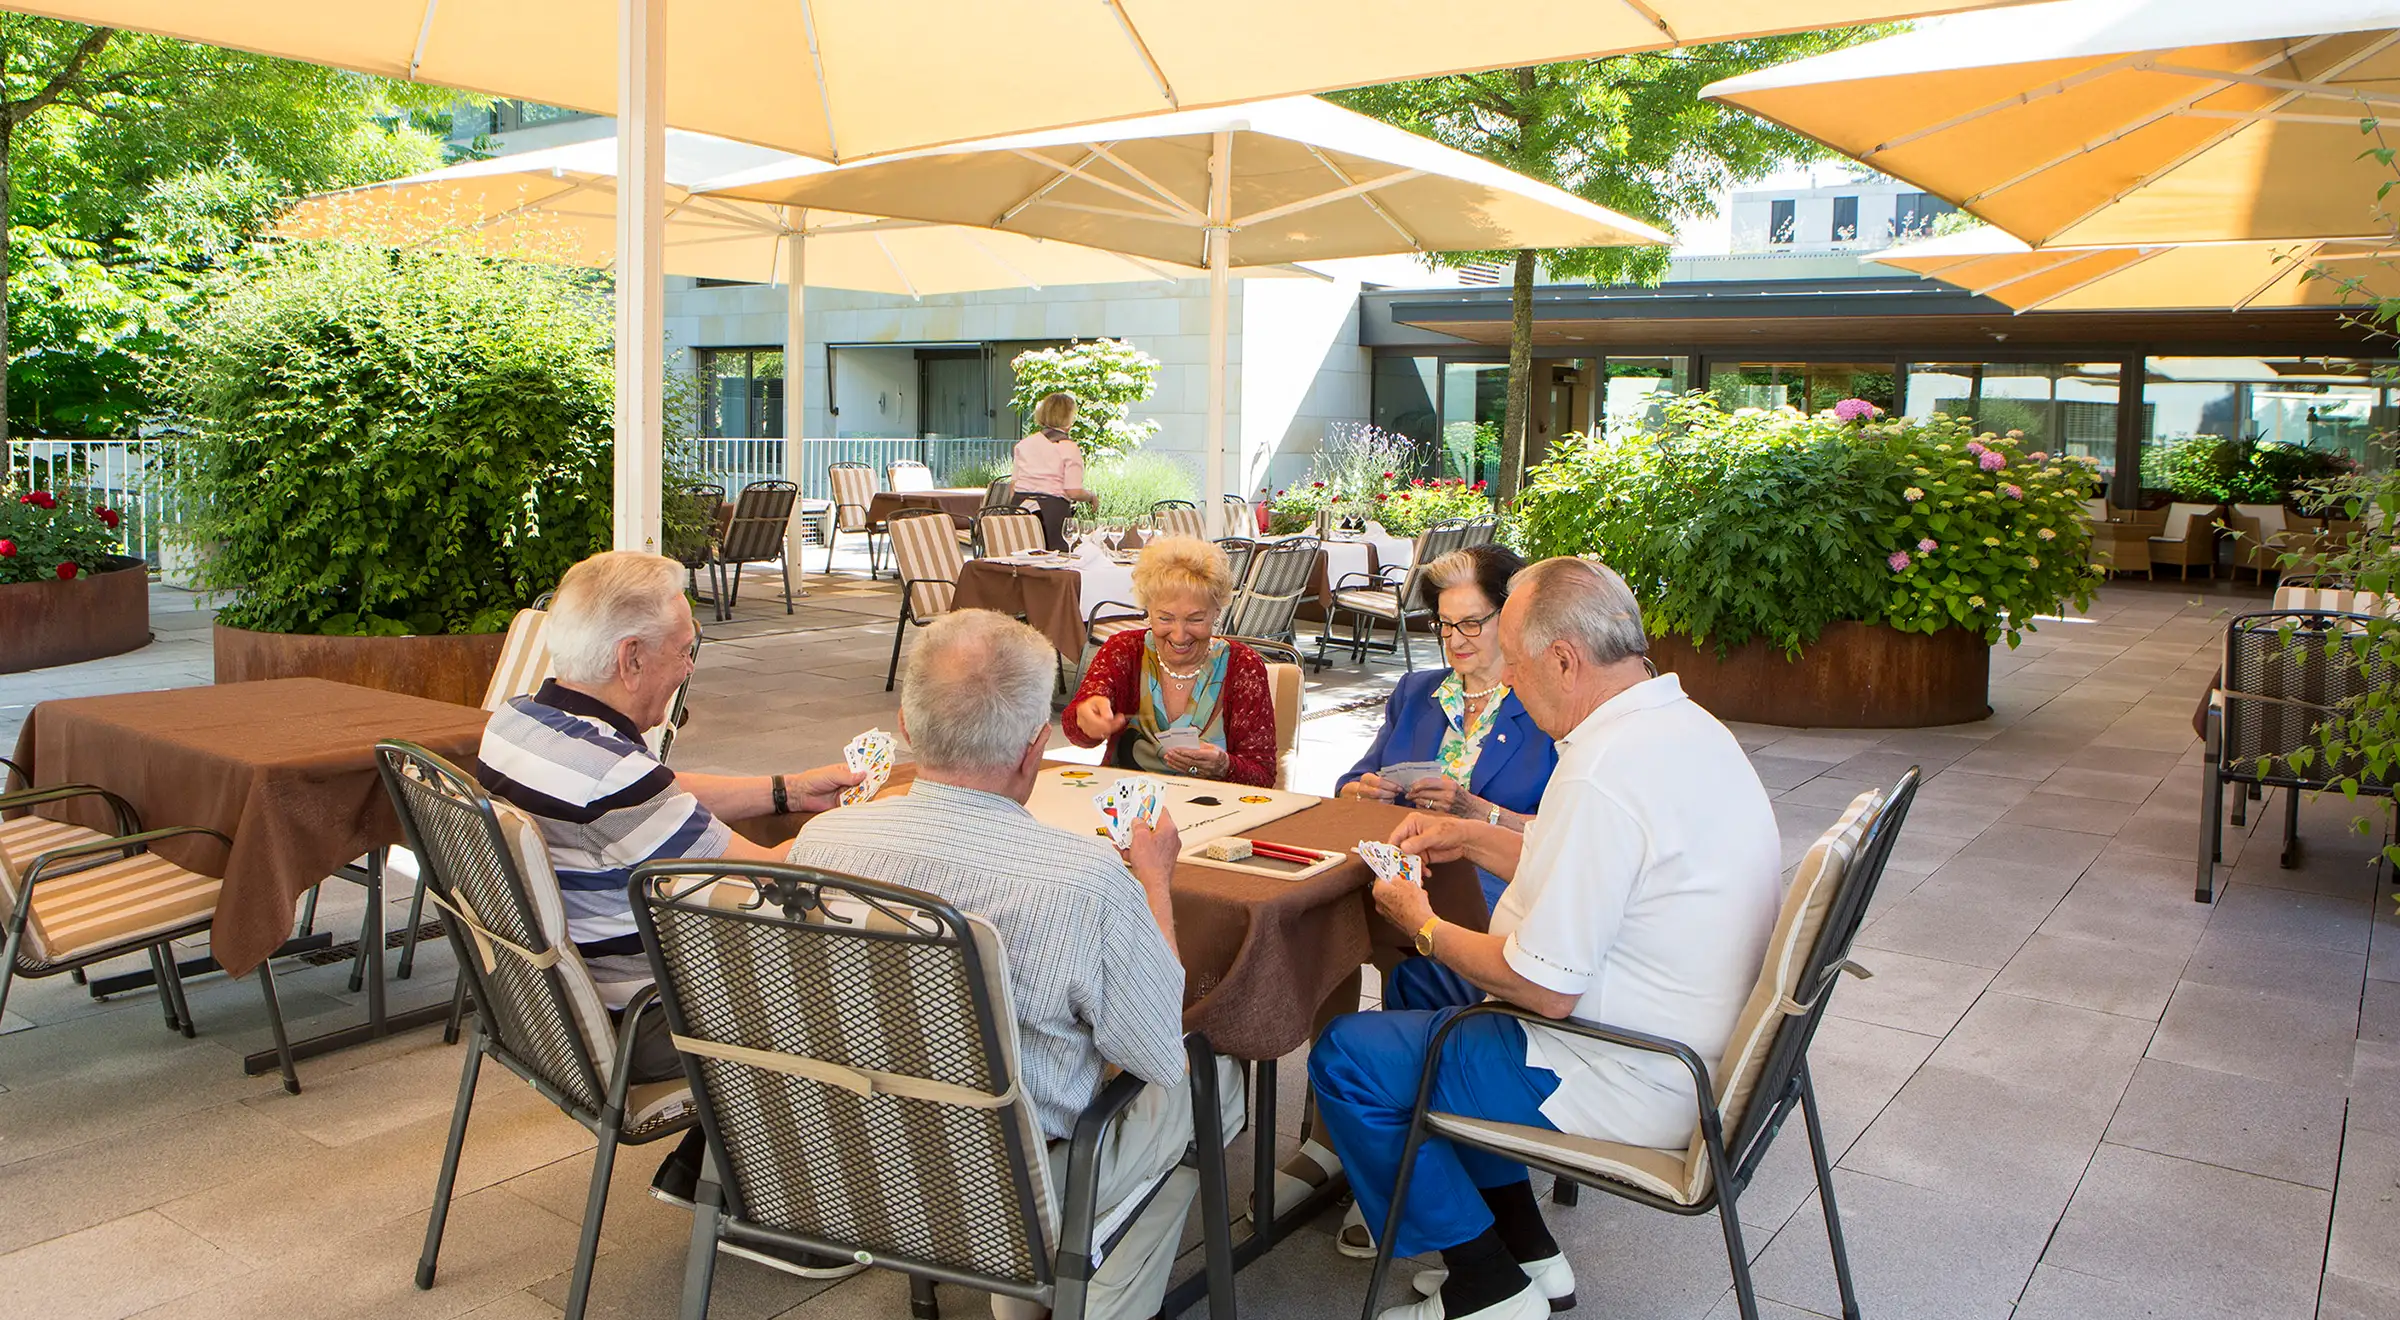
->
[1485, 804, 1504, 827]
[771, 774, 790, 815]
[1414, 916, 1441, 958]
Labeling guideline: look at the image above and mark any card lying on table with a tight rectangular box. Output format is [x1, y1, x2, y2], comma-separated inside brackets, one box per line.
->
[1355, 839, 1424, 886]
[840, 729, 897, 806]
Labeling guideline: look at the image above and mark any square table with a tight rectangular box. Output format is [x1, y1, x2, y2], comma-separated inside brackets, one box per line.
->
[953, 556, 1140, 660]
[11, 677, 493, 1081]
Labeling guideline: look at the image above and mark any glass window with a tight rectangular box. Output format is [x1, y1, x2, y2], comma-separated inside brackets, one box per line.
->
[1769, 199, 1796, 246]
[1890, 192, 1959, 240]
[1832, 196, 1859, 242]
[2139, 357, 2397, 490]
[1441, 362, 1509, 481]
[1903, 362, 2121, 482]
[698, 348, 785, 438]
[1603, 357, 1690, 439]
[1707, 362, 1894, 415]
[1373, 355, 1440, 451]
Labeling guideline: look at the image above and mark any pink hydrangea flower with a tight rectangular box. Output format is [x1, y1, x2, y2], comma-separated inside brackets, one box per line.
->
[1887, 550, 1911, 572]
[1833, 398, 1881, 423]
[2027, 451, 2047, 460]
[1964, 440, 1987, 457]
[2001, 483, 2023, 499]
[1979, 450, 2007, 471]
[1918, 538, 1937, 552]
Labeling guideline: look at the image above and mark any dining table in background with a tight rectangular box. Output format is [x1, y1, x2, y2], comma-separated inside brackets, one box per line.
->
[864, 487, 987, 531]
[10, 677, 492, 1081]
[952, 553, 1141, 660]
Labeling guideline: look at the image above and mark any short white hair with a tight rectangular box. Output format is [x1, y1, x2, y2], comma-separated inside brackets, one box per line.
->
[903, 610, 1057, 771]
[545, 551, 691, 684]
[1512, 557, 1647, 665]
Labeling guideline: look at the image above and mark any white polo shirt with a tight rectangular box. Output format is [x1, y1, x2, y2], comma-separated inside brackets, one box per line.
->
[1490, 673, 1782, 1149]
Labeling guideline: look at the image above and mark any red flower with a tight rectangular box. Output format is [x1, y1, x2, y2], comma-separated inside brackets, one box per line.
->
[0, 539, 14, 558]
[55, 563, 77, 581]
[1472, 480, 1488, 491]
[95, 506, 120, 530]
[1375, 493, 1389, 502]
[1275, 489, 1287, 497]
[1381, 471, 1395, 480]
[1399, 493, 1413, 501]
[1311, 481, 1325, 488]
[19, 490, 56, 509]
[1411, 478, 1425, 487]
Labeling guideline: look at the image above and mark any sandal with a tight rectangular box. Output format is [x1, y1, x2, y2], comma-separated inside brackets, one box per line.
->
[1272, 1138, 1342, 1218]
[1336, 1201, 1378, 1259]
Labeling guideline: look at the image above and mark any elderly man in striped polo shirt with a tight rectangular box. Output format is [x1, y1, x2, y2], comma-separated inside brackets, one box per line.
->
[477, 550, 859, 1257]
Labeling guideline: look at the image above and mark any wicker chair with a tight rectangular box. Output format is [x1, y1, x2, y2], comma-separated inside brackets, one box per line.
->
[973, 506, 1047, 559]
[1150, 500, 1206, 541]
[2222, 503, 2298, 583]
[631, 859, 1191, 1320]
[1318, 521, 1475, 672]
[1360, 773, 1918, 1320]
[826, 462, 882, 576]
[1223, 537, 1321, 650]
[2148, 501, 2220, 580]
[2198, 610, 2398, 901]
[704, 480, 801, 619]
[887, 508, 965, 691]
[377, 742, 696, 1320]
[0, 763, 302, 1089]
[890, 458, 936, 493]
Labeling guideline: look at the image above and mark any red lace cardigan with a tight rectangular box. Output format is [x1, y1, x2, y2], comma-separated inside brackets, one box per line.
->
[1062, 629, 1278, 788]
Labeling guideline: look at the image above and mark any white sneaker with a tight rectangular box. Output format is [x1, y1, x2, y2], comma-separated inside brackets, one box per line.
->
[1411, 1255, 1576, 1312]
[1336, 1201, 1378, 1259]
[1375, 1281, 1548, 1320]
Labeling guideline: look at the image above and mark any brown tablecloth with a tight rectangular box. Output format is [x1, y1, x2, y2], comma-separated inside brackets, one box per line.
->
[730, 767, 1484, 1061]
[954, 559, 1090, 659]
[866, 488, 986, 530]
[10, 678, 490, 978]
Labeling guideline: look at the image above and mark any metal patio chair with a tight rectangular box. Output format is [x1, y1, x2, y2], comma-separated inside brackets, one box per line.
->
[1215, 537, 1258, 590]
[984, 475, 1015, 508]
[889, 458, 936, 493]
[378, 741, 696, 1320]
[1222, 493, 1254, 536]
[705, 480, 801, 619]
[1223, 537, 1320, 650]
[2198, 609, 2398, 901]
[826, 461, 882, 577]
[1221, 636, 1303, 790]
[632, 859, 1194, 1320]
[669, 482, 729, 609]
[1360, 772, 1919, 1320]
[1318, 520, 1475, 672]
[1150, 500, 1206, 541]
[887, 507, 965, 691]
[973, 506, 1047, 559]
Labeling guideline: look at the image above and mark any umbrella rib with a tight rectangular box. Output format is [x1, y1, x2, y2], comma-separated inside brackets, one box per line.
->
[1619, 0, 1678, 44]
[1085, 143, 1205, 219]
[1006, 146, 1191, 220]
[797, 0, 843, 162]
[1957, 34, 2340, 210]
[1020, 197, 1201, 227]
[2183, 108, 2397, 126]
[1102, 0, 1180, 108]
[871, 232, 920, 299]
[1863, 53, 2152, 158]
[955, 229, 1043, 290]
[2145, 62, 2400, 110]
[409, 0, 440, 80]
[2232, 242, 2319, 311]
[1304, 145, 1423, 251]
[2017, 246, 2170, 311]
[997, 147, 1107, 225]
[2035, 30, 2400, 237]
[1234, 171, 1427, 229]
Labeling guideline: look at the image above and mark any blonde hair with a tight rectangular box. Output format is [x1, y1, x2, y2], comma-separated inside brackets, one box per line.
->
[1033, 392, 1078, 431]
[546, 551, 690, 683]
[1132, 535, 1236, 612]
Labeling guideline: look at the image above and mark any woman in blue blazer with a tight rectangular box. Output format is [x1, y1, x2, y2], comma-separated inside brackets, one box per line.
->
[1336, 542, 1557, 915]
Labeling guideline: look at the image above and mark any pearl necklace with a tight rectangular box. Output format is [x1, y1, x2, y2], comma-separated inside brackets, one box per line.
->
[1460, 681, 1505, 701]
[1161, 661, 1204, 682]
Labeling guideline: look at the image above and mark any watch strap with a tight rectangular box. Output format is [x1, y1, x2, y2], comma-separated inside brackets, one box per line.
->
[771, 774, 790, 815]
[1414, 915, 1441, 957]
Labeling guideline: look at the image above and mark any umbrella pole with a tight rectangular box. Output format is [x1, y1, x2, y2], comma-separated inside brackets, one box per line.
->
[613, 0, 666, 552]
[784, 217, 810, 595]
[1204, 130, 1232, 538]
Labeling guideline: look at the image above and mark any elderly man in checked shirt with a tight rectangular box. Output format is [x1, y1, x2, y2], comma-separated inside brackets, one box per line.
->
[787, 608, 1238, 1320]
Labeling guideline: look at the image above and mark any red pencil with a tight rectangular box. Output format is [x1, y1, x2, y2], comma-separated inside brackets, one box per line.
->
[1247, 839, 1322, 863]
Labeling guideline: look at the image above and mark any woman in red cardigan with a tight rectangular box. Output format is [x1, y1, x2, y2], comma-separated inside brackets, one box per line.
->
[1063, 536, 1279, 787]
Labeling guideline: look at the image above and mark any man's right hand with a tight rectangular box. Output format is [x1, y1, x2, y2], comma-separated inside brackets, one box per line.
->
[1075, 694, 1129, 742]
[1391, 811, 1475, 864]
[1125, 810, 1182, 892]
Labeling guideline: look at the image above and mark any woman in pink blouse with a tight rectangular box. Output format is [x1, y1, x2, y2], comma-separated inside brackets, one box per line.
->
[1012, 392, 1095, 549]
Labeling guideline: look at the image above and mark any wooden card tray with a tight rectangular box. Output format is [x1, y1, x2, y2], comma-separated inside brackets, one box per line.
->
[1179, 840, 1347, 882]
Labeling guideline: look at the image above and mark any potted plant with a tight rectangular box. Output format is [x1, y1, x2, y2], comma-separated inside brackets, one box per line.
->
[157, 244, 622, 705]
[1514, 395, 2099, 727]
[0, 487, 149, 672]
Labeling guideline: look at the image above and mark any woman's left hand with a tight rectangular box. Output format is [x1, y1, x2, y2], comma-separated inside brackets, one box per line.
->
[1404, 775, 1482, 818]
[1163, 742, 1231, 778]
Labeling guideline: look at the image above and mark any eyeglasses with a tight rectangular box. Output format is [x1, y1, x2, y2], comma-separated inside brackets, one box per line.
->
[1437, 610, 1499, 638]
[683, 629, 703, 666]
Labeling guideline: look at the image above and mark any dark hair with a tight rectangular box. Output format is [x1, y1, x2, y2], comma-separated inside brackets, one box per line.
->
[1424, 542, 1526, 612]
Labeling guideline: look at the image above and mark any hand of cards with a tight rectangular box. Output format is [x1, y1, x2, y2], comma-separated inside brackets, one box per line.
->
[1378, 760, 1444, 791]
[1356, 839, 1424, 886]
[1095, 775, 1168, 848]
[840, 729, 896, 806]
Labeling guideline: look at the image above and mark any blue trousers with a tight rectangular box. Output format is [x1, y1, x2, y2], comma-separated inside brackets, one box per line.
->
[1309, 957, 1561, 1259]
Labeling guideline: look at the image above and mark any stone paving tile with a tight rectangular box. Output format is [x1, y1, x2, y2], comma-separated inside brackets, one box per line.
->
[2326, 1127, 2400, 1301]
[1987, 931, 2187, 1021]
[1746, 1169, 2044, 1320]
[2044, 1143, 2329, 1320]
[2149, 981, 2359, 1096]
[2012, 1263, 2256, 1320]
[2102, 1057, 2348, 1190]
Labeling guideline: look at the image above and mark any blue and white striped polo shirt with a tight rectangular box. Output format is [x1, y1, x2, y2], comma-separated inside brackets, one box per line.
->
[475, 680, 730, 982]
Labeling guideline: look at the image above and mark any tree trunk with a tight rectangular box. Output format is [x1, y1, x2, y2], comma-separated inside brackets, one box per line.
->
[1496, 248, 1535, 500]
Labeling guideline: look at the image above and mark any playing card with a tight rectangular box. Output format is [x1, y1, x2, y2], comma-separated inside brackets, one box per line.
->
[1378, 761, 1444, 790]
[1156, 726, 1206, 751]
[1356, 839, 1424, 886]
[840, 729, 896, 806]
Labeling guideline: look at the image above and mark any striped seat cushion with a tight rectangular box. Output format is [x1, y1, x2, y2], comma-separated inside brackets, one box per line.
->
[1332, 587, 1405, 619]
[1088, 615, 1146, 645]
[0, 840, 221, 967]
[0, 815, 112, 891]
[889, 513, 964, 617]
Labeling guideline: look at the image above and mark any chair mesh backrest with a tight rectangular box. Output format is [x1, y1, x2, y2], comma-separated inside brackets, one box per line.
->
[985, 476, 1014, 507]
[1396, 522, 1472, 612]
[977, 510, 1046, 559]
[1222, 496, 1252, 533]
[830, 464, 876, 528]
[890, 460, 935, 493]
[1225, 538, 1320, 639]
[1216, 538, 1257, 588]
[720, 480, 800, 561]
[668, 485, 728, 568]
[1458, 517, 1498, 546]
[481, 609, 557, 712]
[890, 509, 964, 617]
[1152, 501, 1205, 540]
[635, 865, 1052, 1288]
[2220, 610, 2396, 786]
[377, 743, 612, 1116]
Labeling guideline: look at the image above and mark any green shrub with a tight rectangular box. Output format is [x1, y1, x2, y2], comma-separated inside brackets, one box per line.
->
[1515, 395, 2096, 653]
[1373, 477, 1493, 537]
[1008, 339, 1161, 460]
[0, 486, 126, 583]
[2151, 434, 2355, 504]
[946, 460, 1004, 494]
[158, 245, 618, 636]
[1085, 452, 1196, 527]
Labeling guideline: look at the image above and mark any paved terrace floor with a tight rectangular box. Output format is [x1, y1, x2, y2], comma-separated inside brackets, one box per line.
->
[0, 558, 2394, 1320]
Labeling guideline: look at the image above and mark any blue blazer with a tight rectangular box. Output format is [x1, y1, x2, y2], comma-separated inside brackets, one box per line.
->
[1337, 667, 1559, 913]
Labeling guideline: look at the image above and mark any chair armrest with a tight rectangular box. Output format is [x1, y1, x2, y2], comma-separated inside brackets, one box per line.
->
[1084, 600, 1142, 628]
[898, 577, 955, 617]
[1421, 1002, 1725, 1148]
[24, 824, 231, 887]
[1055, 1065, 1154, 1271]
[0, 782, 139, 835]
[1330, 571, 1389, 593]
[605, 982, 667, 1115]
[0, 754, 23, 791]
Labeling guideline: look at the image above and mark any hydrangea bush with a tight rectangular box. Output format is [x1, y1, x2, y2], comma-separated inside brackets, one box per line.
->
[1514, 394, 2096, 654]
[0, 488, 127, 585]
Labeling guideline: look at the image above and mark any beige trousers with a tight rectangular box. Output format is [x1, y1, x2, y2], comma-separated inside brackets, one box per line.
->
[994, 1057, 1247, 1320]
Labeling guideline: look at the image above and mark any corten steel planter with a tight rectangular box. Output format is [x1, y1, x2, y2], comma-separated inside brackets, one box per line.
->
[0, 555, 151, 673]
[213, 625, 505, 707]
[1649, 621, 1990, 729]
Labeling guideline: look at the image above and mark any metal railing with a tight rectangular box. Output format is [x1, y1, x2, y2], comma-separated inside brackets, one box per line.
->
[689, 437, 1014, 501]
[7, 437, 167, 568]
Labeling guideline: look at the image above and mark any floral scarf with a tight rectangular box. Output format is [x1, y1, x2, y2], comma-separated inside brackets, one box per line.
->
[1433, 672, 1507, 785]
[1132, 634, 1229, 773]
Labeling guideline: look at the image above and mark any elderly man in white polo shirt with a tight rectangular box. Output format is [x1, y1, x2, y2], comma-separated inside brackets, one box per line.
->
[1308, 557, 1783, 1320]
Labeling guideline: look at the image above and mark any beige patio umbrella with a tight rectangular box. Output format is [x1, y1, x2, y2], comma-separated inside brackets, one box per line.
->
[1871, 226, 2400, 310]
[1706, 0, 2400, 249]
[700, 96, 1673, 529]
